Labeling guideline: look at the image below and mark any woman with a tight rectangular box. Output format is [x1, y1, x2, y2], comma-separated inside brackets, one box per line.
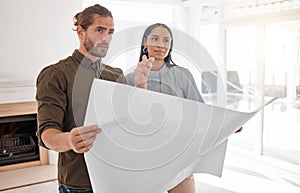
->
[126, 23, 201, 193]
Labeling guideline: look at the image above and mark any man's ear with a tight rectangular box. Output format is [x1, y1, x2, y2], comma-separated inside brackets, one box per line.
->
[77, 26, 85, 39]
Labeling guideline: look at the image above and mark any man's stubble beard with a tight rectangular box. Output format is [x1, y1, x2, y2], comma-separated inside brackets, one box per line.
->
[84, 36, 108, 58]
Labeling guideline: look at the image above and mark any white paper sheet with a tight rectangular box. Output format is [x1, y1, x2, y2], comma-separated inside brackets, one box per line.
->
[84, 79, 276, 193]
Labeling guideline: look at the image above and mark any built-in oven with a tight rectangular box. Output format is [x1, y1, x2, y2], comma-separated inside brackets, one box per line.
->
[0, 114, 39, 166]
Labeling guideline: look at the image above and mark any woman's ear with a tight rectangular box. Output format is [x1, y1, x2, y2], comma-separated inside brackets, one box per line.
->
[143, 38, 147, 49]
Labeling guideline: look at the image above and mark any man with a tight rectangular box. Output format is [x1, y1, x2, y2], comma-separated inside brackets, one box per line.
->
[36, 4, 126, 193]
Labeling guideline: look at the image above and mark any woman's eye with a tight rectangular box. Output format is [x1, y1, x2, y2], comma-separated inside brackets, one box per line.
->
[151, 37, 158, 41]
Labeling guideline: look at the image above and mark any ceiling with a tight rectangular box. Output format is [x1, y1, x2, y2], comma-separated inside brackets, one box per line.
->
[182, 0, 300, 20]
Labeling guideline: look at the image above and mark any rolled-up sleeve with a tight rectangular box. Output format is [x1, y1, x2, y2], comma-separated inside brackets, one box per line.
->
[35, 65, 67, 148]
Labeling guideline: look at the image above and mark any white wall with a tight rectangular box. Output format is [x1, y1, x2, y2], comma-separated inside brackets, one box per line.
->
[0, 0, 82, 103]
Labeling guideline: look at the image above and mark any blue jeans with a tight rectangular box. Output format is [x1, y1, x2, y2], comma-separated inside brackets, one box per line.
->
[59, 185, 93, 193]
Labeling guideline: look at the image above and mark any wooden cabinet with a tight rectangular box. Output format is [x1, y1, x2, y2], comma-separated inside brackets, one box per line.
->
[0, 101, 48, 172]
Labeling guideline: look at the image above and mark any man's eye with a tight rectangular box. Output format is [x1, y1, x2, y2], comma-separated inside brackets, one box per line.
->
[96, 29, 103, 33]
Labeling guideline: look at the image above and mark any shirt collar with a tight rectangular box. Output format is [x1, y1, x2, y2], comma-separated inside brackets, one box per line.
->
[72, 50, 102, 71]
[149, 63, 168, 75]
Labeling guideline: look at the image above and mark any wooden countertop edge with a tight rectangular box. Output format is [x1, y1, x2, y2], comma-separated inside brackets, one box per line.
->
[0, 101, 37, 117]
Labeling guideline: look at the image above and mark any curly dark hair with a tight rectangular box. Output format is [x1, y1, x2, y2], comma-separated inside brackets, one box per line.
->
[73, 4, 113, 30]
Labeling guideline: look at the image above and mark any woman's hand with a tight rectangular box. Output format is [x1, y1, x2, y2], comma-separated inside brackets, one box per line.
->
[134, 55, 154, 88]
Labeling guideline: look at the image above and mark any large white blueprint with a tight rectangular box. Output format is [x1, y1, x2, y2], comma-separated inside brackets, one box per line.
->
[84, 79, 275, 193]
